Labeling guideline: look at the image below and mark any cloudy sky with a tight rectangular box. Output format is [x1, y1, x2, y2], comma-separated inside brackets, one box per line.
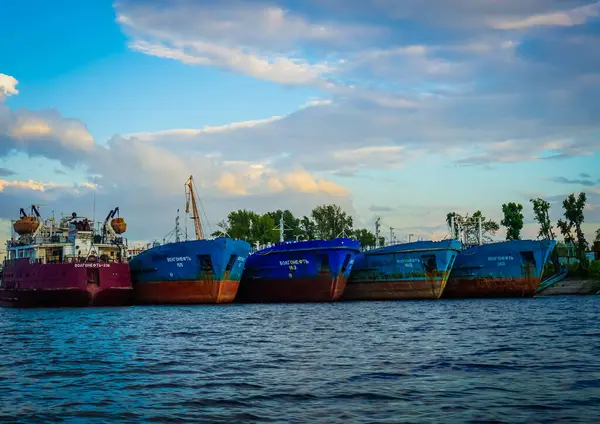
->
[1, 0, 599, 246]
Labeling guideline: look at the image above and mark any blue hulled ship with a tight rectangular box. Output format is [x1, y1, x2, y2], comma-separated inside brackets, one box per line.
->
[130, 238, 251, 304]
[237, 238, 361, 303]
[343, 239, 462, 301]
[443, 239, 557, 298]
[130, 175, 251, 304]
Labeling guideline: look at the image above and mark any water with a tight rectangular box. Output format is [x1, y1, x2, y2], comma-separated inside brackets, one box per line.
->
[1, 296, 599, 423]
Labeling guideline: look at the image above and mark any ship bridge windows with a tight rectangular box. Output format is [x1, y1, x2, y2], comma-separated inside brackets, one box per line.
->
[198, 255, 216, 278]
[519, 251, 537, 275]
[317, 254, 331, 275]
[421, 254, 438, 273]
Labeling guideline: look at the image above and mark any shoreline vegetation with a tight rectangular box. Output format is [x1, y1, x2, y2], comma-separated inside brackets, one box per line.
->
[205, 192, 598, 280]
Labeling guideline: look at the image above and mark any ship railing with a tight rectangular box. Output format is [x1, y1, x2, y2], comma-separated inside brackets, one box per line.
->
[3, 256, 127, 266]
[7, 235, 71, 246]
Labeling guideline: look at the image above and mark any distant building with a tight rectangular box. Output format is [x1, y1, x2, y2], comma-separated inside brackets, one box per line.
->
[127, 245, 147, 258]
[556, 242, 578, 265]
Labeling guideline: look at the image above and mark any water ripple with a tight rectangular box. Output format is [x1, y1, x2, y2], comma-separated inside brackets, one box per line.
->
[1, 296, 600, 423]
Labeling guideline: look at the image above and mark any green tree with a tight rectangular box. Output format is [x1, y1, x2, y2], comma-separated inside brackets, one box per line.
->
[501, 202, 524, 241]
[530, 198, 554, 240]
[446, 210, 499, 245]
[595, 228, 600, 243]
[557, 192, 588, 264]
[352, 228, 384, 248]
[300, 216, 317, 240]
[311, 204, 353, 239]
[216, 209, 258, 241]
[250, 214, 278, 245]
[210, 209, 279, 245]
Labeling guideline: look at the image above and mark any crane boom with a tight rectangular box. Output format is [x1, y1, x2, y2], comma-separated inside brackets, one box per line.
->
[184, 175, 205, 240]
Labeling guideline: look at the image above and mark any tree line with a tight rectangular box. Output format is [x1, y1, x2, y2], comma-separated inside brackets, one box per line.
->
[213, 192, 599, 262]
[212, 204, 385, 248]
[446, 192, 599, 265]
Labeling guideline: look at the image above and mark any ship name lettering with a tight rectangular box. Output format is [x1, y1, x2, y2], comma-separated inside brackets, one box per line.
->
[397, 258, 420, 264]
[279, 259, 309, 266]
[74, 263, 111, 268]
[167, 256, 192, 263]
[487, 256, 514, 261]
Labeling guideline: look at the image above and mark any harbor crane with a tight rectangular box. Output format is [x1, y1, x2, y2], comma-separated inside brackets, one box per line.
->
[185, 175, 205, 240]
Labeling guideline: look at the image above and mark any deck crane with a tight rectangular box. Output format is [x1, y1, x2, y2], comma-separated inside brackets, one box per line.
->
[185, 175, 205, 240]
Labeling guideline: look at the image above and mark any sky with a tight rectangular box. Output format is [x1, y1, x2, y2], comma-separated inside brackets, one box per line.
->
[1, 0, 600, 247]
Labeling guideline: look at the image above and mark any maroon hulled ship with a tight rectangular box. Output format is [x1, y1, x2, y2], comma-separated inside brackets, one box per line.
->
[0, 205, 132, 308]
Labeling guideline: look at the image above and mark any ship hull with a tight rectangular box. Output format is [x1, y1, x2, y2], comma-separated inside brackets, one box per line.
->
[343, 240, 462, 301]
[343, 279, 447, 300]
[236, 276, 348, 303]
[129, 238, 251, 305]
[133, 280, 239, 304]
[443, 277, 541, 298]
[238, 239, 360, 303]
[443, 239, 557, 299]
[0, 260, 132, 308]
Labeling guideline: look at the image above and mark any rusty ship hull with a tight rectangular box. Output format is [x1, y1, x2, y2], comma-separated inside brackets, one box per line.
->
[237, 238, 360, 303]
[443, 239, 557, 298]
[0, 260, 132, 308]
[236, 275, 349, 303]
[129, 238, 251, 305]
[343, 240, 462, 301]
[132, 279, 240, 304]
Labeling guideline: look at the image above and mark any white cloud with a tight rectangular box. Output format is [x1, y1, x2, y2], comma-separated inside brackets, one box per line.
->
[316, 0, 597, 29]
[128, 39, 334, 85]
[0, 107, 95, 164]
[115, 0, 380, 50]
[122, 116, 283, 141]
[3, 1, 600, 242]
[491, 1, 600, 29]
[0, 73, 19, 100]
[0, 178, 68, 192]
[115, 0, 370, 86]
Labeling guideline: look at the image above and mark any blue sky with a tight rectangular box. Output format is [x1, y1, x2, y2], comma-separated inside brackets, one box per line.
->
[1, 0, 600, 244]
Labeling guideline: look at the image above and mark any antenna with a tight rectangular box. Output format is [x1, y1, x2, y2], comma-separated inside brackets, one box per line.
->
[185, 210, 188, 241]
[175, 209, 181, 243]
[271, 212, 293, 243]
[375, 217, 381, 248]
[450, 215, 455, 239]
[478, 215, 483, 245]
[92, 178, 97, 234]
[389, 227, 395, 245]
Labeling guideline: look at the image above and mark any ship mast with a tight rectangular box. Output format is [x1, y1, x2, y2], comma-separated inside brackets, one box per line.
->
[175, 209, 181, 243]
[184, 175, 205, 240]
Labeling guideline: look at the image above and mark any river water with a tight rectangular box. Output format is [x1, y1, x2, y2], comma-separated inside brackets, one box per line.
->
[1, 296, 599, 423]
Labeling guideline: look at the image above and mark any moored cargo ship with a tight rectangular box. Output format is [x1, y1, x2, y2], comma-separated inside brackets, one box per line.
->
[130, 238, 250, 304]
[343, 239, 462, 301]
[129, 175, 251, 304]
[237, 238, 361, 303]
[443, 239, 556, 298]
[0, 205, 132, 308]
